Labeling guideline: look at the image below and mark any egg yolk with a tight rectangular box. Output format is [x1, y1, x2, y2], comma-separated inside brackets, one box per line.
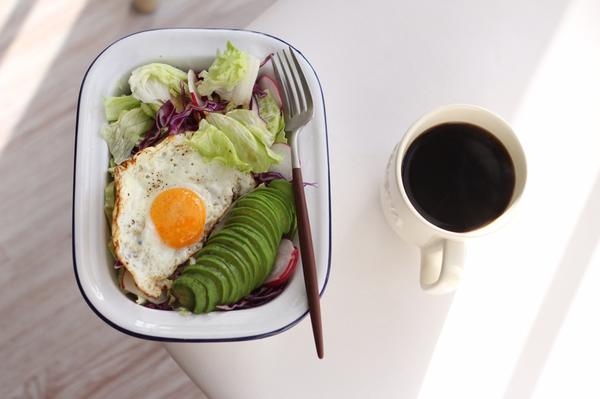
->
[150, 188, 206, 249]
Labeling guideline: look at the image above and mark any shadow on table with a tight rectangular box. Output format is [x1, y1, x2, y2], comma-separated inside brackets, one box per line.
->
[503, 171, 600, 399]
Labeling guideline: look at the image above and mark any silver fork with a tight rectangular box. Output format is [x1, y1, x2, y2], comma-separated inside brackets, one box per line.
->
[272, 47, 323, 359]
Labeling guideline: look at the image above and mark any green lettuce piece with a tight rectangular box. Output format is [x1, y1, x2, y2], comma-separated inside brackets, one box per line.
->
[140, 102, 160, 118]
[226, 109, 276, 147]
[187, 120, 250, 171]
[197, 41, 260, 106]
[104, 95, 140, 122]
[104, 180, 115, 222]
[205, 113, 280, 172]
[128, 63, 187, 103]
[274, 128, 287, 144]
[101, 108, 153, 164]
[256, 90, 287, 143]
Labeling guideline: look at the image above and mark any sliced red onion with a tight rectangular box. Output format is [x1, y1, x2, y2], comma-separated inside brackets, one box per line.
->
[187, 69, 201, 106]
[252, 84, 267, 98]
[259, 52, 274, 68]
[257, 75, 283, 109]
[265, 239, 299, 287]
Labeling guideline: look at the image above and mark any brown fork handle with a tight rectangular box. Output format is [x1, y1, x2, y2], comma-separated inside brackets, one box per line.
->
[292, 167, 324, 359]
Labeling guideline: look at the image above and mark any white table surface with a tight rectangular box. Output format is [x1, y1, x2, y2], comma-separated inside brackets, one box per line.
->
[166, 0, 600, 397]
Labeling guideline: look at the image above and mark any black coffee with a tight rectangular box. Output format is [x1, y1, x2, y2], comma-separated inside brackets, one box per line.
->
[401, 123, 515, 232]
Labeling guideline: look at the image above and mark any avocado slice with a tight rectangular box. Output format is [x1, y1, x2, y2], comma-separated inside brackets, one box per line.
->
[262, 186, 296, 234]
[181, 263, 227, 305]
[268, 179, 294, 199]
[190, 253, 240, 304]
[227, 212, 281, 247]
[236, 194, 290, 234]
[230, 201, 285, 236]
[171, 278, 195, 311]
[197, 277, 218, 313]
[251, 189, 294, 234]
[223, 222, 277, 285]
[172, 275, 208, 314]
[226, 214, 279, 251]
[200, 241, 254, 298]
[226, 206, 281, 239]
[207, 230, 262, 294]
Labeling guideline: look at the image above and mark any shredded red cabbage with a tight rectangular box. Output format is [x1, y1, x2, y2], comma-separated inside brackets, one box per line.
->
[216, 284, 286, 311]
[135, 98, 216, 152]
[253, 172, 286, 184]
[168, 106, 196, 134]
[195, 96, 228, 112]
[143, 302, 173, 311]
[114, 259, 123, 269]
[168, 263, 187, 280]
[156, 100, 176, 129]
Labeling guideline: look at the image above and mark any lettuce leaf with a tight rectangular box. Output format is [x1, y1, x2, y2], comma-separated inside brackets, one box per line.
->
[101, 108, 153, 164]
[197, 42, 260, 107]
[226, 109, 276, 147]
[140, 102, 161, 118]
[256, 90, 286, 143]
[128, 63, 187, 103]
[104, 180, 115, 222]
[204, 112, 280, 172]
[104, 95, 140, 122]
[187, 120, 250, 171]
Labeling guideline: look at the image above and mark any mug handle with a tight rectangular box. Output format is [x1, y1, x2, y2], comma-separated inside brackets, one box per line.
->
[420, 239, 465, 294]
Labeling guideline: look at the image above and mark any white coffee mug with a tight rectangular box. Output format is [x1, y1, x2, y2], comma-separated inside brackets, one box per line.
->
[380, 104, 527, 294]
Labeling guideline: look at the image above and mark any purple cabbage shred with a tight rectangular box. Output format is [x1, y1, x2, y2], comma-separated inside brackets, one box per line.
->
[216, 284, 286, 311]
[144, 302, 173, 311]
[253, 171, 286, 184]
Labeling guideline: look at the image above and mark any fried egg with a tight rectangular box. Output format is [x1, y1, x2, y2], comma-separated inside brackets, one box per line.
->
[112, 134, 255, 299]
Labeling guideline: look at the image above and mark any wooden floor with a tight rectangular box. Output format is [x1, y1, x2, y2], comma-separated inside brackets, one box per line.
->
[0, 1, 273, 397]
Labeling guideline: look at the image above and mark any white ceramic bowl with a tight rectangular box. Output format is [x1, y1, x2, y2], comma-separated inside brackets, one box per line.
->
[73, 29, 331, 341]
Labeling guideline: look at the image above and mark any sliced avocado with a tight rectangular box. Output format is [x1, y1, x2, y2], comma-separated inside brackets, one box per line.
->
[190, 254, 240, 304]
[251, 189, 294, 234]
[231, 199, 285, 235]
[263, 186, 297, 234]
[200, 241, 254, 298]
[268, 179, 294, 198]
[181, 263, 227, 305]
[207, 230, 262, 294]
[197, 277, 218, 313]
[223, 223, 277, 285]
[172, 278, 195, 311]
[236, 194, 290, 234]
[226, 206, 281, 240]
[172, 275, 208, 314]
[226, 214, 279, 250]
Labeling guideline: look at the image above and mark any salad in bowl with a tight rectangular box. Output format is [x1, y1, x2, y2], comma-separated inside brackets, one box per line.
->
[73, 29, 330, 341]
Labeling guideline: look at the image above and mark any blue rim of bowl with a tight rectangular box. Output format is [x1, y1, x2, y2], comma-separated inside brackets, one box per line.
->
[72, 28, 332, 342]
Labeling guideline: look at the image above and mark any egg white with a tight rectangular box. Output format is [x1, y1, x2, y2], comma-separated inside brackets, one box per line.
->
[112, 134, 255, 299]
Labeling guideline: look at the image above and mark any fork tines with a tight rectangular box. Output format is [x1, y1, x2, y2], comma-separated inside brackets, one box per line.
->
[272, 47, 313, 120]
